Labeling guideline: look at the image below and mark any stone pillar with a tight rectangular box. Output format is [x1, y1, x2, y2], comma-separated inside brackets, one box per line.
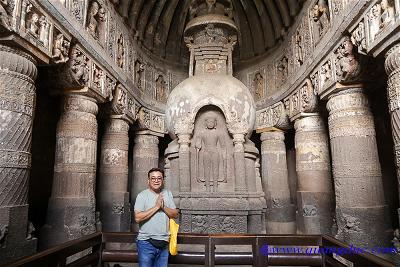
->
[294, 113, 334, 234]
[41, 94, 98, 248]
[327, 88, 391, 247]
[260, 130, 296, 234]
[385, 44, 400, 223]
[98, 117, 130, 232]
[0, 45, 37, 264]
[177, 133, 191, 192]
[233, 134, 247, 192]
[131, 132, 159, 204]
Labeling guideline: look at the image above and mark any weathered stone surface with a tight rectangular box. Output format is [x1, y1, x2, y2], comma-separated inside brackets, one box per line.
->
[294, 114, 334, 235]
[0, 45, 37, 265]
[327, 88, 392, 247]
[98, 117, 130, 232]
[41, 94, 98, 249]
[131, 132, 159, 207]
[260, 130, 296, 234]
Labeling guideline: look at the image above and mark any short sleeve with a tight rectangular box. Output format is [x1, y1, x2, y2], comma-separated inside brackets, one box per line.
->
[134, 192, 145, 212]
[165, 190, 176, 209]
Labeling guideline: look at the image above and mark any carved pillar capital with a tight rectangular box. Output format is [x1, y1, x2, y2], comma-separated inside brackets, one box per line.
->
[293, 113, 325, 132]
[260, 129, 285, 142]
[256, 102, 291, 132]
[385, 43, 400, 75]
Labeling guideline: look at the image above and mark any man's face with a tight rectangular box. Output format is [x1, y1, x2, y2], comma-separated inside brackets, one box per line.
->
[148, 171, 164, 191]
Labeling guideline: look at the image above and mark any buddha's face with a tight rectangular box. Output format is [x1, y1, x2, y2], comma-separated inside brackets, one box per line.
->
[205, 118, 216, 129]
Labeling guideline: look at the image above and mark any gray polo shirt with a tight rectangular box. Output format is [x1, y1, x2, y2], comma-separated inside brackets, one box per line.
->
[134, 188, 176, 241]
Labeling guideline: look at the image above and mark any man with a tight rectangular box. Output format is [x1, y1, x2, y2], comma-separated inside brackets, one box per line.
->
[134, 168, 178, 267]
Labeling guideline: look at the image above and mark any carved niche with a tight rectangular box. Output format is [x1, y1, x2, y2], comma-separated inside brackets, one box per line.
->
[190, 107, 235, 193]
[134, 59, 145, 91]
[276, 55, 288, 86]
[155, 74, 167, 102]
[86, 0, 106, 42]
[252, 71, 265, 101]
[116, 33, 124, 68]
[310, 0, 330, 45]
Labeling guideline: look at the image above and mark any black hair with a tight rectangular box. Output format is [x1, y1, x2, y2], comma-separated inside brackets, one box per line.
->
[147, 167, 164, 178]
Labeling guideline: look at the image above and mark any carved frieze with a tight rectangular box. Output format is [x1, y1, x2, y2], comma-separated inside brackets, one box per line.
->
[256, 101, 290, 131]
[155, 74, 167, 102]
[284, 79, 318, 121]
[181, 214, 247, 234]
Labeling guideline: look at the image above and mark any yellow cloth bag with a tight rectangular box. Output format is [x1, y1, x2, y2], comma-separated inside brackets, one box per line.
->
[169, 219, 179, 255]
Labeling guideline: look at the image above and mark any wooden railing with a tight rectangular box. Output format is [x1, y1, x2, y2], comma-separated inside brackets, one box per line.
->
[3, 232, 396, 267]
[4, 232, 102, 267]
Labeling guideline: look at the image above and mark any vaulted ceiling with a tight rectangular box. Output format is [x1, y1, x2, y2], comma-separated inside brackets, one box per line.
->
[115, 0, 303, 65]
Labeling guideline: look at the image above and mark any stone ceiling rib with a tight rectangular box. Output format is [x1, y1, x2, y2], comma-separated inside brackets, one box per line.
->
[144, 0, 168, 50]
[164, 0, 189, 60]
[232, 0, 254, 59]
[116, 0, 302, 65]
[275, 0, 291, 27]
[128, 0, 145, 30]
[239, 0, 265, 56]
[156, 0, 180, 58]
[137, 0, 158, 41]
[262, 0, 284, 39]
[253, 0, 275, 49]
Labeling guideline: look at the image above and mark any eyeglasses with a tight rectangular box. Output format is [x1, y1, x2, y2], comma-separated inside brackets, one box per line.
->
[150, 177, 163, 182]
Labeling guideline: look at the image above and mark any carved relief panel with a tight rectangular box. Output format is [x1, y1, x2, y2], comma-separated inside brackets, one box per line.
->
[250, 70, 265, 101]
[134, 59, 145, 91]
[309, 0, 331, 46]
[366, 0, 397, 45]
[276, 55, 289, 88]
[0, 0, 14, 31]
[52, 26, 71, 63]
[19, 1, 51, 51]
[155, 74, 167, 103]
[86, 0, 106, 44]
[116, 33, 125, 69]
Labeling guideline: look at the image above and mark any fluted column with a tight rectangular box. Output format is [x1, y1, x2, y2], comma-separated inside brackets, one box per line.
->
[177, 133, 191, 192]
[131, 132, 159, 203]
[0, 45, 37, 264]
[385, 44, 400, 224]
[41, 94, 98, 248]
[327, 88, 391, 247]
[98, 117, 130, 232]
[294, 114, 334, 234]
[260, 130, 296, 234]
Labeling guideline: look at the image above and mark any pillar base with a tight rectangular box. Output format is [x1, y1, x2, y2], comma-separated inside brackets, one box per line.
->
[336, 206, 392, 247]
[98, 191, 131, 232]
[40, 198, 95, 249]
[0, 205, 36, 266]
